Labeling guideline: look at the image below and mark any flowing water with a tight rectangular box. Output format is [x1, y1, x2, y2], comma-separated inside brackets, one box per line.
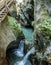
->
[13, 47, 35, 65]
[17, 47, 35, 65]
[21, 26, 34, 43]
[6, 40, 35, 65]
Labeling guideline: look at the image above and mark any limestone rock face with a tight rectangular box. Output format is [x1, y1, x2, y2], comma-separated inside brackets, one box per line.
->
[16, 0, 34, 26]
[0, 21, 16, 65]
[0, 21, 16, 50]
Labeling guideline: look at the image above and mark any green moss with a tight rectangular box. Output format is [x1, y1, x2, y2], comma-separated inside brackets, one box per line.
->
[7, 16, 22, 36]
[34, 17, 51, 52]
[38, 19, 51, 36]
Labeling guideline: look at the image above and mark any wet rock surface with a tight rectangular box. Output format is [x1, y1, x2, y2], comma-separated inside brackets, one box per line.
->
[6, 33, 34, 65]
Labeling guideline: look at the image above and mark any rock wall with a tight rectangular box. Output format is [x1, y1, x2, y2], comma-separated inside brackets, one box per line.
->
[0, 21, 16, 65]
[34, 0, 51, 64]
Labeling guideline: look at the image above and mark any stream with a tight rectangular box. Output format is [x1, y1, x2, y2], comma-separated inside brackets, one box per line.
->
[21, 26, 33, 43]
[6, 0, 51, 65]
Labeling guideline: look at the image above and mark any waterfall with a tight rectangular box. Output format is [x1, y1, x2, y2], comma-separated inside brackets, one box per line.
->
[23, 47, 35, 62]
[17, 47, 35, 65]
[14, 40, 25, 57]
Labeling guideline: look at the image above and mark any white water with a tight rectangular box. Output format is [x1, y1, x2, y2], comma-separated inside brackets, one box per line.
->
[14, 47, 35, 65]
[16, 47, 35, 65]
[23, 47, 35, 61]
[14, 40, 24, 57]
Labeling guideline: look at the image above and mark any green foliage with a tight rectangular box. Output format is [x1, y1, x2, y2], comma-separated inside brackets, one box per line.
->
[38, 19, 51, 36]
[34, 18, 51, 52]
[7, 16, 22, 36]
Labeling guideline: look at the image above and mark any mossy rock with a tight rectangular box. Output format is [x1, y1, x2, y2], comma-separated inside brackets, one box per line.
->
[34, 17, 51, 51]
[34, 17, 51, 62]
[38, 19, 51, 36]
[6, 16, 22, 36]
